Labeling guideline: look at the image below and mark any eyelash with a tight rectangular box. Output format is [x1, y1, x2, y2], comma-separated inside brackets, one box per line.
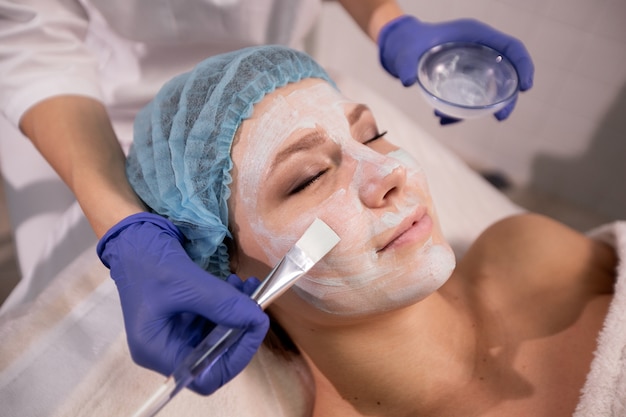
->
[363, 130, 388, 144]
[290, 169, 329, 195]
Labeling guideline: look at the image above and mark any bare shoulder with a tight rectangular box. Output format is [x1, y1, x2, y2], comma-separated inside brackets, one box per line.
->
[447, 214, 617, 416]
[462, 213, 617, 294]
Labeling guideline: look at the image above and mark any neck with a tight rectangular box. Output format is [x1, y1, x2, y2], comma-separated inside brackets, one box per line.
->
[274, 275, 486, 416]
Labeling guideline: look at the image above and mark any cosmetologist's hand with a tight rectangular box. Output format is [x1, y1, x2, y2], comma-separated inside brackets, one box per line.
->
[97, 212, 269, 395]
[378, 15, 534, 124]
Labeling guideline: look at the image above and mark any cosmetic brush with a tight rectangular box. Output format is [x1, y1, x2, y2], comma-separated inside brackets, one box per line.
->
[131, 218, 340, 417]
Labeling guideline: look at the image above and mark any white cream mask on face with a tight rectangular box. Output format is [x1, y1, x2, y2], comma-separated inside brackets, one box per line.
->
[235, 82, 456, 318]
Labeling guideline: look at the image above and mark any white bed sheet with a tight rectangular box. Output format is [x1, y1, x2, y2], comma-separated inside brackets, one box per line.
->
[0, 74, 522, 416]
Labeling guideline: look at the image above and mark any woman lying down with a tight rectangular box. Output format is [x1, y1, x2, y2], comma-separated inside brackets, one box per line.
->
[125, 45, 620, 416]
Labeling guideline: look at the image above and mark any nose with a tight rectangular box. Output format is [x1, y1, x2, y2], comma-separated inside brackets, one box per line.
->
[358, 156, 407, 208]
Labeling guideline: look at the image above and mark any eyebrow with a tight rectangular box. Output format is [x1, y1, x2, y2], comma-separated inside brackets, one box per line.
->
[347, 104, 370, 126]
[269, 103, 371, 171]
[270, 130, 326, 171]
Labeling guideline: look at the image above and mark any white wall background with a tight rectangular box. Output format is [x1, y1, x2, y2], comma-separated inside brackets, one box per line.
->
[309, 0, 626, 222]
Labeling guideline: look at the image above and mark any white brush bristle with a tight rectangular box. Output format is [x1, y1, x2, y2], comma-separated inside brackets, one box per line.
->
[294, 218, 340, 263]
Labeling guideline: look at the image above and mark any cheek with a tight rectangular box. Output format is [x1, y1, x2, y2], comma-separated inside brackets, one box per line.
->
[242, 149, 362, 262]
[253, 166, 364, 266]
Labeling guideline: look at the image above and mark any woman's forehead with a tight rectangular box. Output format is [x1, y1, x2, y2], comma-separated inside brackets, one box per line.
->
[249, 78, 347, 117]
[233, 81, 354, 155]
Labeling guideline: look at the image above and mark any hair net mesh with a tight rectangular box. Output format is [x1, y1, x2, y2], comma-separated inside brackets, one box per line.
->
[127, 45, 334, 278]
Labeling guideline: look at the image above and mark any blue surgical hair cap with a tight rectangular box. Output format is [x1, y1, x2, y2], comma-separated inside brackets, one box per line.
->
[127, 45, 335, 278]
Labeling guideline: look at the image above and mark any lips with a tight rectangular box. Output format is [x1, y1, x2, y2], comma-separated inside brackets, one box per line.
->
[377, 207, 431, 253]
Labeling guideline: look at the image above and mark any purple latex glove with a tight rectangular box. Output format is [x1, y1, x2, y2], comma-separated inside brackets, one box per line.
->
[378, 15, 534, 124]
[97, 212, 269, 395]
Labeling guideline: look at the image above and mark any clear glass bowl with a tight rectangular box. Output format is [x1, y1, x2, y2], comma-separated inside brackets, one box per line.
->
[416, 42, 519, 119]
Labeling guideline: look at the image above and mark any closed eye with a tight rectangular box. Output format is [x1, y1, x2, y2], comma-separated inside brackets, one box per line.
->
[289, 169, 329, 195]
[363, 130, 388, 145]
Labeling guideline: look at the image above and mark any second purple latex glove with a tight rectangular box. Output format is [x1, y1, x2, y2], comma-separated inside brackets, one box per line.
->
[378, 15, 534, 124]
[97, 212, 269, 395]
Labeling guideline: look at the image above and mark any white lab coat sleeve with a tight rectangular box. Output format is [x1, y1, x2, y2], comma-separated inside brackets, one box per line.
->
[0, 0, 103, 127]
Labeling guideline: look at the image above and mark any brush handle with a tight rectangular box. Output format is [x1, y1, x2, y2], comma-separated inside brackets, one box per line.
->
[132, 325, 244, 417]
[173, 324, 244, 392]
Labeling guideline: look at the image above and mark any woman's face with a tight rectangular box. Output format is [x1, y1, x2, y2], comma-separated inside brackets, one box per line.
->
[229, 78, 455, 319]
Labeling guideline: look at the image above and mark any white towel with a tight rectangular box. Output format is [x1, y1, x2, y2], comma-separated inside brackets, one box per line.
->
[574, 221, 626, 417]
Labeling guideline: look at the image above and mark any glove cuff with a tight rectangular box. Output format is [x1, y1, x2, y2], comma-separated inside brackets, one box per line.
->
[96, 212, 184, 268]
